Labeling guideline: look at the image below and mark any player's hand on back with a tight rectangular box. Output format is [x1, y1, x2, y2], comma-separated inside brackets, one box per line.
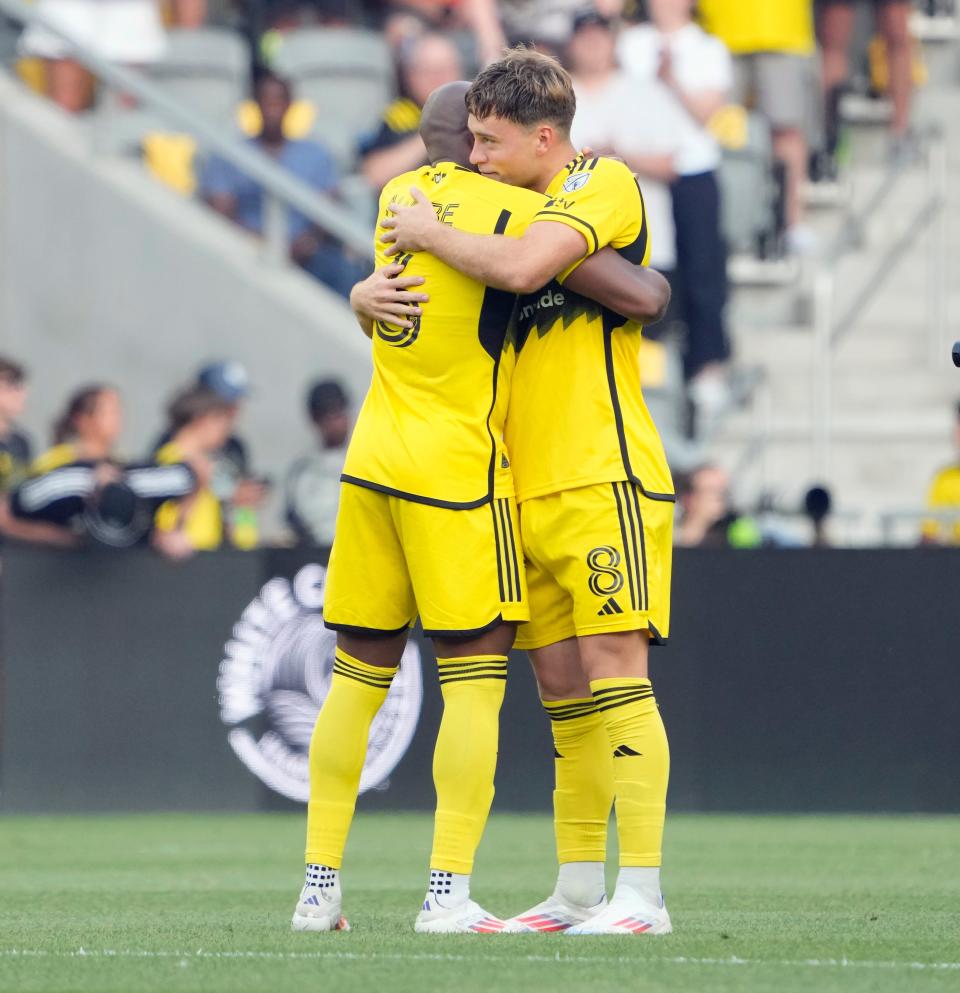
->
[380, 188, 439, 255]
[350, 263, 429, 329]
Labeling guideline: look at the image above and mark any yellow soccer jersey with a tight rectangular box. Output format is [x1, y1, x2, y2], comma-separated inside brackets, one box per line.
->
[697, 0, 815, 56]
[921, 464, 960, 544]
[505, 154, 674, 505]
[343, 162, 546, 507]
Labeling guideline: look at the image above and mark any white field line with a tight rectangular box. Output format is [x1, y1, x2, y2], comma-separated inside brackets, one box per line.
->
[0, 949, 959, 972]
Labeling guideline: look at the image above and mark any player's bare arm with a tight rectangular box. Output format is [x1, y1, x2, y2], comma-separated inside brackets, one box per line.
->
[349, 263, 430, 337]
[567, 250, 671, 325]
[381, 188, 586, 295]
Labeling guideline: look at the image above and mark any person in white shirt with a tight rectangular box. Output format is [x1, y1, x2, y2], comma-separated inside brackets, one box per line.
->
[618, 0, 732, 426]
[568, 10, 683, 279]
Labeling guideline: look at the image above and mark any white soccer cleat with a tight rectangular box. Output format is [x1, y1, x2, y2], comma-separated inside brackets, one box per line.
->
[564, 891, 672, 936]
[291, 884, 351, 933]
[503, 892, 608, 933]
[414, 898, 507, 934]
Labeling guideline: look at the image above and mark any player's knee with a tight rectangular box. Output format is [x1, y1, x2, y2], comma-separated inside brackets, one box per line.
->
[337, 631, 407, 669]
[578, 630, 649, 683]
[433, 622, 516, 659]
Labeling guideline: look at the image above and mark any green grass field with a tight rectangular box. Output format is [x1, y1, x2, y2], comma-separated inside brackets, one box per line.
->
[1, 813, 958, 993]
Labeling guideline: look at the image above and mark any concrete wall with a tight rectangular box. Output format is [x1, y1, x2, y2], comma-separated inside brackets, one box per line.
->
[0, 72, 372, 531]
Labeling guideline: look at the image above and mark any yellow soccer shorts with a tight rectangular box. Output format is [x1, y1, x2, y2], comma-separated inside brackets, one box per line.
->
[323, 482, 528, 639]
[514, 480, 673, 651]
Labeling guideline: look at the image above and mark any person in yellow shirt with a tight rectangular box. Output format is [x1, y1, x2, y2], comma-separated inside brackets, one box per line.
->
[384, 49, 674, 936]
[295, 79, 671, 937]
[698, 0, 816, 248]
[154, 386, 237, 554]
[921, 401, 960, 545]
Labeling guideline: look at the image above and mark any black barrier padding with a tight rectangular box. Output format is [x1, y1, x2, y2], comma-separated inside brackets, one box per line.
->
[0, 547, 265, 812]
[2, 547, 959, 813]
[662, 548, 960, 812]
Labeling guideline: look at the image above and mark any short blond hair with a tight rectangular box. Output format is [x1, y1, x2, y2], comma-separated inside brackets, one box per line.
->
[466, 46, 576, 134]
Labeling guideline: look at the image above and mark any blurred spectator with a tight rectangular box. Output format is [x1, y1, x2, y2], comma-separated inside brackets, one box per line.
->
[200, 71, 359, 297]
[33, 384, 124, 472]
[285, 378, 350, 546]
[675, 463, 761, 548]
[383, 0, 505, 66]
[697, 0, 817, 252]
[152, 361, 268, 550]
[0, 357, 32, 495]
[19, 0, 167, 113]
[498, 0, 623, 48]
[618, 0, 732, 424]
[0, 358, 74, 547]
[567, 11, 681, 275]
[921, 400, 960, 545]
[359, 31, 463, 190]
[816, 0, 914, 162]
[153, 385, 237, 552]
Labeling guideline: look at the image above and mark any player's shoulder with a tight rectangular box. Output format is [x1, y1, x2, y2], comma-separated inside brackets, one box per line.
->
[29, 443, 76, 475]
[556, 154, 637, 196]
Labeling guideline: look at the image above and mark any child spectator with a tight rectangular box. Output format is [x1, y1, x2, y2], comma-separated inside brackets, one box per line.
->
[154, 386, 238, 553]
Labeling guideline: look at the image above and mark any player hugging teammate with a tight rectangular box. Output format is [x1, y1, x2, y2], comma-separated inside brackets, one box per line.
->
[294, 48, 675, 937]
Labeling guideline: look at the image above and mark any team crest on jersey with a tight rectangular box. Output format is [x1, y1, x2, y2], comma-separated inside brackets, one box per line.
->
[562, 172, 592, 193]
[217, 564, 422, 802]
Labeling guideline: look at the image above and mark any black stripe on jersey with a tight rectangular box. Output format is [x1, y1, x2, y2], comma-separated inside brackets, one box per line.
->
[498, 498, 522, 603]
[340, 475, 491, 510]
[628, 483, 650, 613]
[613, 180, 650, 265]
[480, 207, 517, 510]
[491, 500, 507, 602]
[620, 481, 645, 611]
[534, 210, 600, 255]
[612, 483, 639, 612]
[422, 613, 506, 640]
[323, 617, 412, 638]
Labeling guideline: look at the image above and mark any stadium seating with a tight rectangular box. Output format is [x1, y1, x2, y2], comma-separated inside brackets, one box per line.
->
[97, 27, 248, 155]
[270, 27, 395, 170]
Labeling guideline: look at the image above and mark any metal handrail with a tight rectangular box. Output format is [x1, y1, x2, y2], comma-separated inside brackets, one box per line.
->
[0, 0, 375, 263]
[810, 126, 948, 479]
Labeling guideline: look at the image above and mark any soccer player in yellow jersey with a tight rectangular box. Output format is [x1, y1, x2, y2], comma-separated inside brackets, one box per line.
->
[384, 49, 676, 935]
[294, 81, 670, 935]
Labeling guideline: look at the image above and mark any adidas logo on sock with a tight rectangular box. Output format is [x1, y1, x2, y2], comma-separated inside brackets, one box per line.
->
[597, 597, 624, 616]
[613, 744, 643, 757]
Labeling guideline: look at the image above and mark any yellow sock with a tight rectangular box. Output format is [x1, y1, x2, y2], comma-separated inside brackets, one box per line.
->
[590, 677, 669, 867]
[430, 655, 508, 874]
[304, 648, 398, 867]
[542, 698, 614, 864]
